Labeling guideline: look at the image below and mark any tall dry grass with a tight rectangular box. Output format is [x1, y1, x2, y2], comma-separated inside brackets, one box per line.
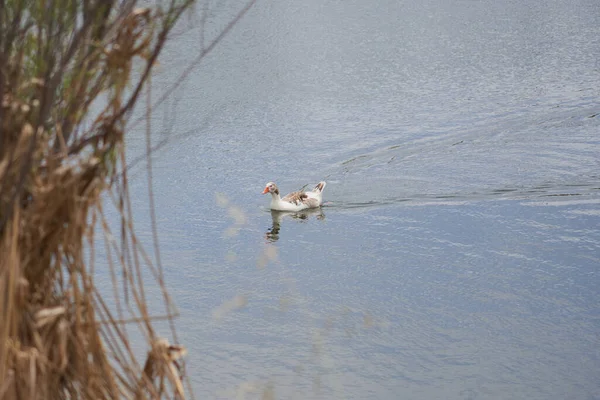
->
[0, 0, 254, 398]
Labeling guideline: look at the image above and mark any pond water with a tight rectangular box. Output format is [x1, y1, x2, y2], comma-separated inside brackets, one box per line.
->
[111, 0, 600, 398]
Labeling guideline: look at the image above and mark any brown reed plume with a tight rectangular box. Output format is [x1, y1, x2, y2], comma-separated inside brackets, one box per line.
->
[0, 0, 255, 398]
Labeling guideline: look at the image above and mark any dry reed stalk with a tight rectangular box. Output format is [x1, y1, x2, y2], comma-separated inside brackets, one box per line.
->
[0, 1, 197, 399]
[0, 0, 258, 398]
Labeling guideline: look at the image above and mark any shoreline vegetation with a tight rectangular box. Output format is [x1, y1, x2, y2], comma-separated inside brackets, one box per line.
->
[0, 1, 255, 398]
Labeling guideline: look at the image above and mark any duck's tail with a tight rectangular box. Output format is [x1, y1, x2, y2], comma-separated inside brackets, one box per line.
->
[313, 181, 326, 193]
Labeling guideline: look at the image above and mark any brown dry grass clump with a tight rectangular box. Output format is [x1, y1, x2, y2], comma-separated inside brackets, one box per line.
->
[0, 1, 194, 398]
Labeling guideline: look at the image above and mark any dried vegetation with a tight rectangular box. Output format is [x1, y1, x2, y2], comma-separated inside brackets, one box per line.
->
[0, 1, 195, 398]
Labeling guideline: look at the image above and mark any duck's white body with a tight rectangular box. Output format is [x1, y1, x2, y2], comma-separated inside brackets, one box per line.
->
[263, 181, 326, 211]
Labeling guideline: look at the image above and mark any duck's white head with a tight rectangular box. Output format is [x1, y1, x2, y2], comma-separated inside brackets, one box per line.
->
[262, 182, 279, 195]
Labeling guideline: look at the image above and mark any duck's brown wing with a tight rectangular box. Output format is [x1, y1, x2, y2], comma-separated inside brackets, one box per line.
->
[281, 191, 308, 205]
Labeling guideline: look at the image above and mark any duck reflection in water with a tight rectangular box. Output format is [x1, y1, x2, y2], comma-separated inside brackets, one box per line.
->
[266, 208, 325, 242]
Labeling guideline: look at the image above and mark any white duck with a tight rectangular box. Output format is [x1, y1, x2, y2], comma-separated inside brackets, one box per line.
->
[262, 181, 327, 211]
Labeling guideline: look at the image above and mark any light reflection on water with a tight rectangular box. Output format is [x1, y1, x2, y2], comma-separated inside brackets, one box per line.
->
[107, 0, 600, 397]
[154, 183, 599, 399]
[138, 194, 599, 399]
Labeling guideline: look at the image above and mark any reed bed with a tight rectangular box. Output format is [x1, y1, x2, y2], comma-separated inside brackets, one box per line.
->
[0, 1, 212, 398]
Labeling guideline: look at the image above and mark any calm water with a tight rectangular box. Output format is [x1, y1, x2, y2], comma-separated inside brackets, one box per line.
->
[111, 0, 600, 398]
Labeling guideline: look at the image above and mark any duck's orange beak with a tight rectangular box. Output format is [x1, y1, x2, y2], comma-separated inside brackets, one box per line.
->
[262, 187, 269, 194]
